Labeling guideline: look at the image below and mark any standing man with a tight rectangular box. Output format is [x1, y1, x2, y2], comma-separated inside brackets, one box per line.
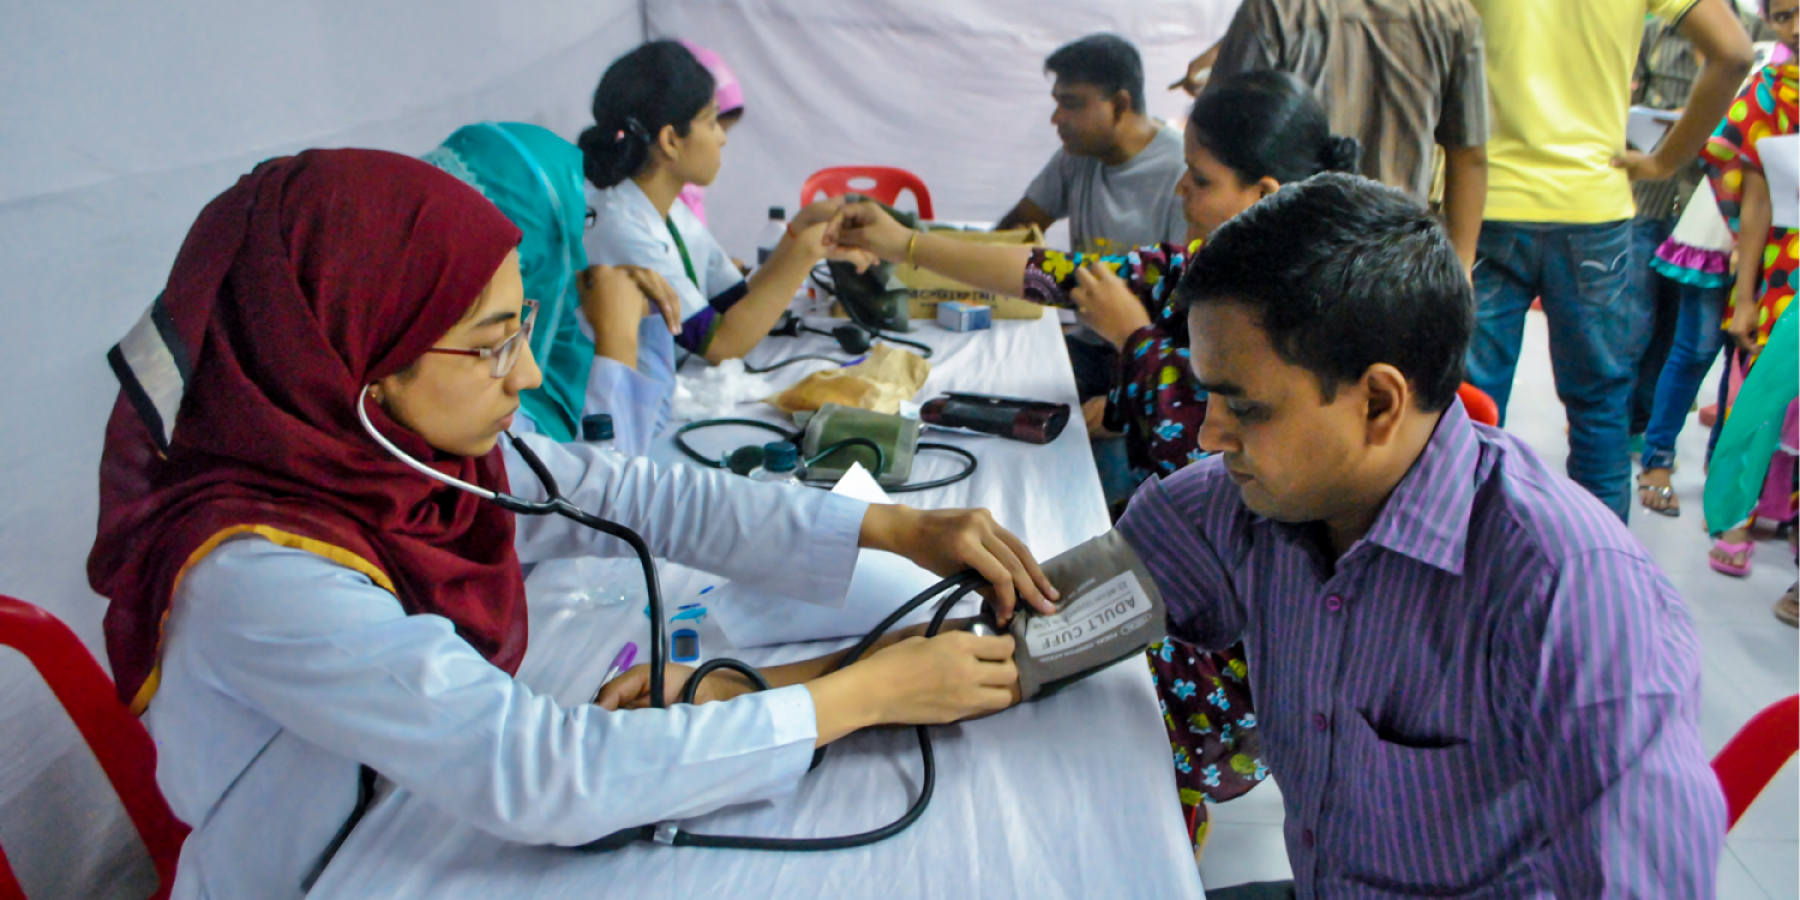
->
[1205, 0, 1492, 270]
[1465, 0, 1753, 521]
[1125, 173, 1726, 898]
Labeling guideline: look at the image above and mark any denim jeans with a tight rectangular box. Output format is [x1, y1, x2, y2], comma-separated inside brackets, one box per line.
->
[1468, 220, 1650, 521]
[1641, 279, 1730, 471]
[1631, 217, 1680, 436]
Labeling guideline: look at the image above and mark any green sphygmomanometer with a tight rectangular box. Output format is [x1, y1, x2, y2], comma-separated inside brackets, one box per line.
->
[674, 403, 976, 493]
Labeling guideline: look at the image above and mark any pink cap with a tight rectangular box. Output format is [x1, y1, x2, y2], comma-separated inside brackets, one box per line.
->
[679, 40, 743, 115]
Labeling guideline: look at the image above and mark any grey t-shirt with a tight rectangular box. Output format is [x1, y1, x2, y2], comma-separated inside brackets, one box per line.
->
[1023, 124, 1189, 254]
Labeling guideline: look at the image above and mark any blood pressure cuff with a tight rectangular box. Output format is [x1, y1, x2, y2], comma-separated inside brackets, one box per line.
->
[1005, 530, 1166, 701]
[920, 393, 1070, 445]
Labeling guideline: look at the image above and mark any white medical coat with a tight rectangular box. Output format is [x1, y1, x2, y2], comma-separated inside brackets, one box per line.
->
[142, 435, 867, 900]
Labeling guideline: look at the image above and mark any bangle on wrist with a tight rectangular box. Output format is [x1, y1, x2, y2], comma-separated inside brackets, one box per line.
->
[905, 231, 920, 268]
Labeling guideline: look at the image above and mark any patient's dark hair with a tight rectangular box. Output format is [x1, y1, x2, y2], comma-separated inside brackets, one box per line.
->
[1176, 173, 1472, 412]
[578, 41, 715, 191]
[1190, 70, 1360, 186]
[1046, 34, 1146, 114]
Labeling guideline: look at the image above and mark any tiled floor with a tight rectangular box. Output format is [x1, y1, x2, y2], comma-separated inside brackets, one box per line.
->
[1197, 311, 1799, 896]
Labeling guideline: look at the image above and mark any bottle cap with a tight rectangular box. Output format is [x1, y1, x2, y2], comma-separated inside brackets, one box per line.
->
[762, 441, 799, 472]
[581, 414, 615, 442]
[768, 206, 786, 221]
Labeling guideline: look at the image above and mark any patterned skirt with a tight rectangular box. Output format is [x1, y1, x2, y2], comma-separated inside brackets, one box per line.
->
[1147, 638, 1266, 847]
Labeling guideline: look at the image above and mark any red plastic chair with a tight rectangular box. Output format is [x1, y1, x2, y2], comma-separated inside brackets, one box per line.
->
[0, 595, 187, 899]
[800, 166, 935, 219]
[1458, 383, 1500, 427]
[1712, 694, 1799, 831]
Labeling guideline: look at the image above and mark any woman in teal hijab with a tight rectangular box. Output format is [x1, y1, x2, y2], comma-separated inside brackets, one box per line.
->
[424, 122, 679, 445]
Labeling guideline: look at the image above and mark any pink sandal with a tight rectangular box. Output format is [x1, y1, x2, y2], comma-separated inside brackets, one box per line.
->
[1709, 540, 1755, 577]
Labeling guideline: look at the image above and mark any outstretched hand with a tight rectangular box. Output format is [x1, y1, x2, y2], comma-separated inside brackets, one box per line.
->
[860, 504, 1059, 623]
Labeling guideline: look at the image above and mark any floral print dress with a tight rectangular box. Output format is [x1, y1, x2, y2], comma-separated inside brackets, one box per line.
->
[1702, 61, 1798, 350]
[1022, 242, 1211, 478]
[1022, 241, 1267, 846]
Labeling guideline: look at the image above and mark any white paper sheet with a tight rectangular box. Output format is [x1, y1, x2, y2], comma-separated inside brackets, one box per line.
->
[1758, 133, 1799, 230]
[1627, 106, 1681, 153]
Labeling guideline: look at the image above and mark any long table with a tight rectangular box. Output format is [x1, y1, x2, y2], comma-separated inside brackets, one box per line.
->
[307, 313, 1207, 899]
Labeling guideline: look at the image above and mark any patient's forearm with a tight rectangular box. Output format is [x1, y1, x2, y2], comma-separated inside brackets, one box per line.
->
[755, 618, 979, 690]
[910, 233, 1034, 298]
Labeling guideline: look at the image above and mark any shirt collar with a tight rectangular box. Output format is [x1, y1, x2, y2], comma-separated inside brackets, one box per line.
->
[1357, 398, 1481, 575]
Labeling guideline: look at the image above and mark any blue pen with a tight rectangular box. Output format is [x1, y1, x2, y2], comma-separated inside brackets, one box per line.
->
[592, 641, 639, 704]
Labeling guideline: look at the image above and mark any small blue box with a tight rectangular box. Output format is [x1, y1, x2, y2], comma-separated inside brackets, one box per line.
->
[936, 300, 993, 332]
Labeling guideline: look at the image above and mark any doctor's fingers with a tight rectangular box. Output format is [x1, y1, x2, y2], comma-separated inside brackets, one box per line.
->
[991, 527, 1057, 613]
[620, 266, 682, 334]
[594, 666, 649, 710]
[968, 530, 1055, 621]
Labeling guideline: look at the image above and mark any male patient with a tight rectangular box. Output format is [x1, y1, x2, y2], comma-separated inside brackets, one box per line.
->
[1000, 33, 1189, 446]
[998, 33, 1187, 254]
[1116, 174, 1723, 897]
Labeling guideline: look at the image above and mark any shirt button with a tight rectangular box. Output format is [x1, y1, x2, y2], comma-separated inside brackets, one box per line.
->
[1301, 828, 1316, 850]
[1324, 594, 1343, 613]
[1313, 712, 1329, 732]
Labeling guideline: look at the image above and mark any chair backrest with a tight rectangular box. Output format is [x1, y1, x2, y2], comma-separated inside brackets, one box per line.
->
[1457, 382, 1500, 427]
[1712, 694, 1800, 831]
[800, 166, 935, 219]
[0, 595, 186, 900]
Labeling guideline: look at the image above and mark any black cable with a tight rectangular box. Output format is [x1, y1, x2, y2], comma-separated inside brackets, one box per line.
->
[401, 435, 994, 855]
[887, 442, 978, 494]
[808, 270, 934, 359]
[674, 418, 796, 469]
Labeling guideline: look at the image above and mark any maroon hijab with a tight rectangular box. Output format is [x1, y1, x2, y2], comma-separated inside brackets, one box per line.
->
[89, 149, 527, 710]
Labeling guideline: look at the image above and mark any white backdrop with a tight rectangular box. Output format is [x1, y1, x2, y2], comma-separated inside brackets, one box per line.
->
[0, 1, 645, 891]
[0, 0, 1237, 890]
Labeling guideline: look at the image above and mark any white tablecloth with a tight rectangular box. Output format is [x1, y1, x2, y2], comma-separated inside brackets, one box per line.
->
[307, 314, 1206, 899]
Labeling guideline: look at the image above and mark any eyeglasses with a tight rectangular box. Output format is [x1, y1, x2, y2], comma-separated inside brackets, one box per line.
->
[424, 299, 537, 377]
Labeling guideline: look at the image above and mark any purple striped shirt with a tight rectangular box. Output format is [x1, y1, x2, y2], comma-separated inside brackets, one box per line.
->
[1117, 400, 1725, 897]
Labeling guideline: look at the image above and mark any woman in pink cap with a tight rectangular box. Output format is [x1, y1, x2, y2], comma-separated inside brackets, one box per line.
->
[676, 40, 744, 226]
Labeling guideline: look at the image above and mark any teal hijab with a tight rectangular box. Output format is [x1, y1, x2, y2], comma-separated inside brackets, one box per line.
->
[424, 123, 594, 442]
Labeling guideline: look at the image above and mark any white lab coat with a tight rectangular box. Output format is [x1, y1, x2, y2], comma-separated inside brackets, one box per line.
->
[581, 180, 748, 444]
[143, 435, 867, 900]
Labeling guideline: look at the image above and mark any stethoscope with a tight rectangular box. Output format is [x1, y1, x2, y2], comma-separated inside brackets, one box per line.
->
[356, 386, 987, 851]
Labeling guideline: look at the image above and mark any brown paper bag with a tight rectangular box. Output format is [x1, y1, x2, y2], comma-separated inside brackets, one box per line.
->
[764, 345, 930, 415]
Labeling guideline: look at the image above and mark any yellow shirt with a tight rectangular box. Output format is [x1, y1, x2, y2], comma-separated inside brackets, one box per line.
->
[1472, 0, 1702, 222]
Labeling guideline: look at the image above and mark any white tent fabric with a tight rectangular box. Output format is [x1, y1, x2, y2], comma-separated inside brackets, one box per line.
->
[0, 0, 1238, 891]
[0, 1, 645, 890]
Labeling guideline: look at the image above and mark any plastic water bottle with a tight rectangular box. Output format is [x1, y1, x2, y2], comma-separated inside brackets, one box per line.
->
[757, 207, 787, 266]
[751, 441, 802, 486]
[581, 414, 625, 464]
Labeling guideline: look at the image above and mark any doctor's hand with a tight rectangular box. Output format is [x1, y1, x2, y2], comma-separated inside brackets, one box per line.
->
[579, 265, 669, 365]
[833, 201, 916, 263]
[614, 265, 683, 335]
[596, 663, 756, 710]
[1071, 262, 1152, 349]
[859, 505, 1059, 622]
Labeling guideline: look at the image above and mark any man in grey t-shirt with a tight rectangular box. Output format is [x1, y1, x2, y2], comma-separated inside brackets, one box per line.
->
[998, 34, 1189, 255]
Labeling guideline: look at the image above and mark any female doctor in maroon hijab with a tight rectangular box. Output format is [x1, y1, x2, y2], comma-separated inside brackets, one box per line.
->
[88, 149, 1052, 900]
